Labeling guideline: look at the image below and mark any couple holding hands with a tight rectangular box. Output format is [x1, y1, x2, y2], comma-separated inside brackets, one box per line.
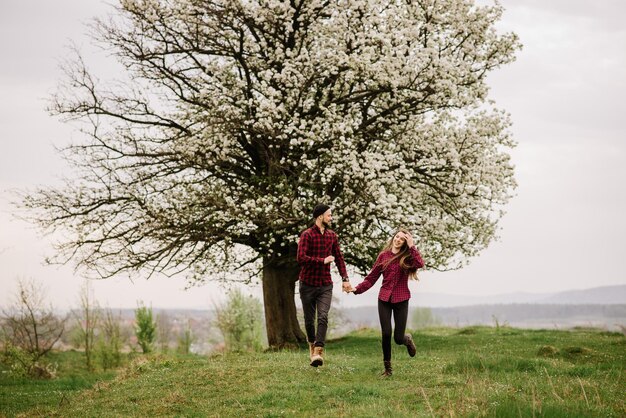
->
[297, 204, 424, 376]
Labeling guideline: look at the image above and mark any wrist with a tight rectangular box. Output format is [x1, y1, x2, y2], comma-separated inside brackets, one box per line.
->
[341, 277, 349, 282]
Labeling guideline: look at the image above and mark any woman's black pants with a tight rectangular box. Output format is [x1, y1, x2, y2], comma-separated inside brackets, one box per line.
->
[378, 299, 409, 361]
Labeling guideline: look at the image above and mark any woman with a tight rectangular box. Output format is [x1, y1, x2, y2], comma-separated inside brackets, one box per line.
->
[349, 228, 424, 376]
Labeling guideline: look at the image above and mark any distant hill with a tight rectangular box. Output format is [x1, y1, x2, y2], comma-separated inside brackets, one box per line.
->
[410, 284, 626, 307]
[335, 284, 626, 333]
[537, 285, 626, 304]
[338, 303, 626, 332]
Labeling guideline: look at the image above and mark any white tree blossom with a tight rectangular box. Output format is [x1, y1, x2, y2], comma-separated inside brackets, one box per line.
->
[22, 0, 520, 346]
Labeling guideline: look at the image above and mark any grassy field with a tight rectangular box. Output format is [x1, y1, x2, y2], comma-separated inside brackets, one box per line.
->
[0, 349, 120, 417]
[1, 326, 625, 417]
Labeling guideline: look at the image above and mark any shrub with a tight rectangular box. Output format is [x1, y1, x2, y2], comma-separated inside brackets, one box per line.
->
[1, 278, 66, 363]
[176, 322, 193, 355]
[96, 309, 123, 369]
[411, 307, 441, 329]
[74, 281, 100, 370]
[156, 311, 173, 353]
[1, 342, 57, 379]
[537, 345, 559, 357]
[215, 289, 263, 352]
[135, 303, 156, 354]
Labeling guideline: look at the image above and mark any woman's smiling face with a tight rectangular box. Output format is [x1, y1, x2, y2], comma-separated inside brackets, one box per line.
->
[392, 232, 406, 249]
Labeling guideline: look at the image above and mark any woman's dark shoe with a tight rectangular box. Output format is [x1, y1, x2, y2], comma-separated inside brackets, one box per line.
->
[404, 334, 417, 357]
[381, 360, 393, 376]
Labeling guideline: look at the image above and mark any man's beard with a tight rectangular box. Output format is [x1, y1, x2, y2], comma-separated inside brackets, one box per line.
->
[322, 220, 331, 229]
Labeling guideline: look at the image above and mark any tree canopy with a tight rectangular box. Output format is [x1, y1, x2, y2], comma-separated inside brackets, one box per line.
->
[22, 0, 520, 346]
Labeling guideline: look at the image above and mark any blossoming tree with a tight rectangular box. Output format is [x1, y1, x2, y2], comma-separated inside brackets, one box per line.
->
[24, 0, 520, 347]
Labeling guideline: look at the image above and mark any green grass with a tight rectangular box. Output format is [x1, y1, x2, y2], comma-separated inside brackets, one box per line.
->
[0, 349, 121, 417]
[1, 327, 625, 417]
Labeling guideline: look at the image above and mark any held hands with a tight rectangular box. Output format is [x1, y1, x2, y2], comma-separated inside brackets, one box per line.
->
[323, 255, 335, 264]
[342, 281, 355, 293]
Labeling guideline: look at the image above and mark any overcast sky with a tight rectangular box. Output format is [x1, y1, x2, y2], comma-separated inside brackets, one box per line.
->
[1, 0, 625, 310]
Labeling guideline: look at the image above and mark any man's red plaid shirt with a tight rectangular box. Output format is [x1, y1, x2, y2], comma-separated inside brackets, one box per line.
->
[297, 225, 348, 286]
[353, 247, 424, 303]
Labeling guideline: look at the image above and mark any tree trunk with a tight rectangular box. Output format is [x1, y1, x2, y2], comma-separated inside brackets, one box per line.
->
[262, 259, 307, 348]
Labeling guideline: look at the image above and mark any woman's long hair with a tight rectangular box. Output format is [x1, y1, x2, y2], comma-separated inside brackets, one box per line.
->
[379, 228, 419, 280]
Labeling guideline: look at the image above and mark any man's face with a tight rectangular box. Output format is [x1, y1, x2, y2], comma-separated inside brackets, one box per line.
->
[321, 209, 332, 227]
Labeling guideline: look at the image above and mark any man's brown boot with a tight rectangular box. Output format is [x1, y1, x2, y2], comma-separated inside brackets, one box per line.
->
[381, 360, 393, 376]
[308, 342, 315, 361]
[404, 334, 417, 357]
[310, 346, 324, 367]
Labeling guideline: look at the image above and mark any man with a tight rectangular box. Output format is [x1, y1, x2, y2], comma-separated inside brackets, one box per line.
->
[297, 204, 352, 367]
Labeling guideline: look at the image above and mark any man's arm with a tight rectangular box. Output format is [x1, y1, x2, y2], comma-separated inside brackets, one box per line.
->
[332, 234, 349, 280]
[297, 230, 325, 265]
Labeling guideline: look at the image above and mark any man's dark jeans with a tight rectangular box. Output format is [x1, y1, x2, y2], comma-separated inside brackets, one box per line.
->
[299, 282, 333, 347]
